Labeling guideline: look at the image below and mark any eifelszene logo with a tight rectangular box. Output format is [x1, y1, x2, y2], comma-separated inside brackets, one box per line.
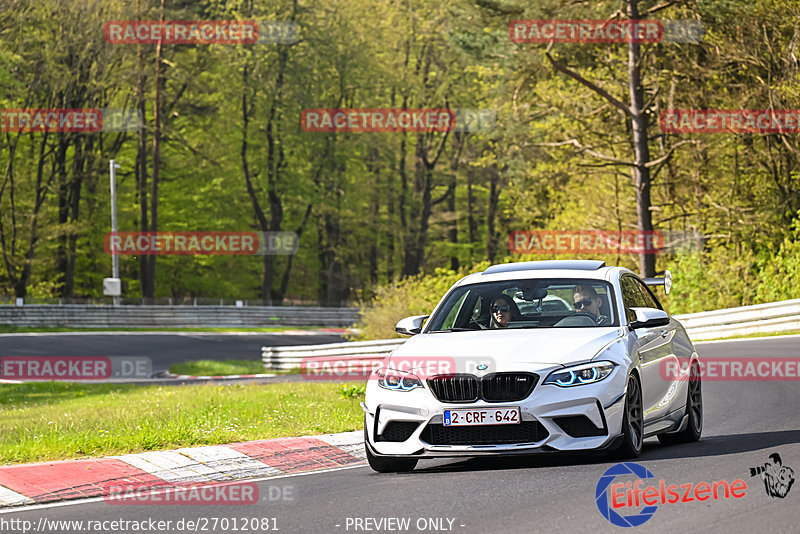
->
[595, 462, 748, 527]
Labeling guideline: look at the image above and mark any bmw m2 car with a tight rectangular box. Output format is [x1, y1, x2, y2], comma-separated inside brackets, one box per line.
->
[363, 260, 702, 472]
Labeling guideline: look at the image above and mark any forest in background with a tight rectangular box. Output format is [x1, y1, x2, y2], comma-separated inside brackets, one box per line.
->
[1, 0, 799, 310]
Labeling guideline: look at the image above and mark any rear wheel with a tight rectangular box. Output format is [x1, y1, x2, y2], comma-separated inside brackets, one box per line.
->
[658, 361, 702, 445]
[364, 421, 418, 473]
[612, 373, 644, 459]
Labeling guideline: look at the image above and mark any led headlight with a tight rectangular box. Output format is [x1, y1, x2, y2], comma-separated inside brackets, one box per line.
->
[543, 361, 616, 387]
[375, 368, 423, 391]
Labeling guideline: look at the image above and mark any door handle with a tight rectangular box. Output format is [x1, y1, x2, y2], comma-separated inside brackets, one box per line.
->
[660, 330, 669, 338]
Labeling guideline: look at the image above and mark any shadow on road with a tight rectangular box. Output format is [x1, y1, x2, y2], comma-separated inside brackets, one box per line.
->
[406, 429, 800, 474]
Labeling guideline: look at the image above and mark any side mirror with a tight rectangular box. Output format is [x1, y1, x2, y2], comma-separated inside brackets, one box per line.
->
[395, 315, 429, 336]
[629, 307, 670, 329]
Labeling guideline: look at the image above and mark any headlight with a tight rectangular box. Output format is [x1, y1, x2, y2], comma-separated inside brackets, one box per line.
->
[375, 368, 423, 391]
[543, 361, 615, 387]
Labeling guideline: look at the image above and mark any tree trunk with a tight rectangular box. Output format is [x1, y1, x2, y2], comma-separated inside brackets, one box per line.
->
[467, 165, 477, 262]
[136, 39, 150, 299]
[627, 0, 656, 277]
[487, 164, 501, 262]
[147, 0, 165, 302]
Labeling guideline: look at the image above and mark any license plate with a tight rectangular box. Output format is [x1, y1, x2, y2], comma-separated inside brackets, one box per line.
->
[443, 407, 520, 426]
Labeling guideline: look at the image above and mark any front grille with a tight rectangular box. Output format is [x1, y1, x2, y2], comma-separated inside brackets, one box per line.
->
[420, 421, 549, 445]
[482, 373, 538, 402]
[377, 421, 421, 442]
[553, 415, 606, 437]
[427, 373, 538, 403]
[427, 374, 479, 403]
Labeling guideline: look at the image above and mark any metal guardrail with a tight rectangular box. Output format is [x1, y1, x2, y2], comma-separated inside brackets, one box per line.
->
[0, 304, 360, 328]
[261, 299, 800, 369]
[674, 298, 800, 341]
[262, 339, 403, 370]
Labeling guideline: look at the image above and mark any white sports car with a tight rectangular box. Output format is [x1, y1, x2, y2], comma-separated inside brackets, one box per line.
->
[362, 260, 702, 472]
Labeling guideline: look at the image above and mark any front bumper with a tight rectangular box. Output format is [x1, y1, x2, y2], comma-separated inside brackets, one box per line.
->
[363, 367, 628, 458]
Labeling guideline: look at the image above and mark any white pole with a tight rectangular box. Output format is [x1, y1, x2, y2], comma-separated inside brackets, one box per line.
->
[110, 159, 121, 306]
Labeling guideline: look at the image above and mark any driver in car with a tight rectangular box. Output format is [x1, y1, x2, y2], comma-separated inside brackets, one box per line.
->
[490, 294, 522, 328]
[572, 285, 612, 326]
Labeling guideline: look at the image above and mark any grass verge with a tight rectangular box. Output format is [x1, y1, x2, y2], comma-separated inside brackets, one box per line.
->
[169, 359, 269, 376]
[0, 381, 365, 465]
[168, 360, 300, 376]
[694, 329, 800, 342]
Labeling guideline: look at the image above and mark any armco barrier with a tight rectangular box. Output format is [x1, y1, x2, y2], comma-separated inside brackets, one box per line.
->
[261, 299, 800, 369]
[674, 298, 800, 341]
[262, 339, 404, 370]
[0, 304, 359, 328]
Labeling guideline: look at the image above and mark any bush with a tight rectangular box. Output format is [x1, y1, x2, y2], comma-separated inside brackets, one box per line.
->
[350, 261, 491, 341]
[660, 247, 759, 315]
[754, 222, 800, 303]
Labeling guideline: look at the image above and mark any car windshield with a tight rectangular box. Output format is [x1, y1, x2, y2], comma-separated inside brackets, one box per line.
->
[425, 278, 618, 332]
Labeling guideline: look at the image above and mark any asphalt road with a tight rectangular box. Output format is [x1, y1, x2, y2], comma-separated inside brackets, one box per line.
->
[0, 332, 344, 375]
[2, 335, 800, 533]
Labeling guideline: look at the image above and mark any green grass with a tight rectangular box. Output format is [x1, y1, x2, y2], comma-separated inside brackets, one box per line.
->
[0, 381, 365, 465]
[169, 359, 270, 376]
[0, 325, 332, 333]
[694, 329, 800, 342]
[168, 360, 301, 376]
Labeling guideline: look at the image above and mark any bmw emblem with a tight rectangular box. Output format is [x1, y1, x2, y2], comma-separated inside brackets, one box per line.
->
[476, 364, 488, 371]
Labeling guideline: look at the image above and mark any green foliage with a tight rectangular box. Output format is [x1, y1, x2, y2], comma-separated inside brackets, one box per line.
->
[755, 221, 800, 303]
[351, 261, 491, 340]
[2, 0, 800, 312]
[661, 248, 759, 314]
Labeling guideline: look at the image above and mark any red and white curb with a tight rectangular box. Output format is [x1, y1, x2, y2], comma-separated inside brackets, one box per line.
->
[0, 431, 365, 508]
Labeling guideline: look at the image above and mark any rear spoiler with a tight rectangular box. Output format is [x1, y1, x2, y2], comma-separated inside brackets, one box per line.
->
[643, 270, 672, 295]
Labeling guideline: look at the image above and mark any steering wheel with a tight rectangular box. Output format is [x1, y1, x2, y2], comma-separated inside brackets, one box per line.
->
[553, 311, 598, 327]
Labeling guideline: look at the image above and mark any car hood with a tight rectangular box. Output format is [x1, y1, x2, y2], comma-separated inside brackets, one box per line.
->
[387, 327, 623, 372]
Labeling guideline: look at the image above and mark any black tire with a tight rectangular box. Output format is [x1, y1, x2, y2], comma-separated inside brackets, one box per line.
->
[658, 361, 702, 445]
[612, 373, 644, 459]
[364, 422, 418, 473]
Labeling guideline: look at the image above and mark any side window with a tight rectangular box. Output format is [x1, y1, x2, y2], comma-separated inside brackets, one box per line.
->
[621, 276, 647, 322]
[441, 291, 469, 330]
[634, 279, 662, 310]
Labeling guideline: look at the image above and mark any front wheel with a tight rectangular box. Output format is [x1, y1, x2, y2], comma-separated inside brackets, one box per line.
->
[658, 361, 702, 445]
[364, 422, 418, 473]
[365, 442, 418, 473]
[612, 373, 644, 459]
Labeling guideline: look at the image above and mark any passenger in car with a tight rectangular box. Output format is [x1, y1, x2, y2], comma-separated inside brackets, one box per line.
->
[572, 285, 612, 326]
[490, 294, 522, 328]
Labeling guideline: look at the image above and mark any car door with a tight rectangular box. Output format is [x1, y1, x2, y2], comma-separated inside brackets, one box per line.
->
[635, 278, 694, 418]
[621, 275, 672, 424]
